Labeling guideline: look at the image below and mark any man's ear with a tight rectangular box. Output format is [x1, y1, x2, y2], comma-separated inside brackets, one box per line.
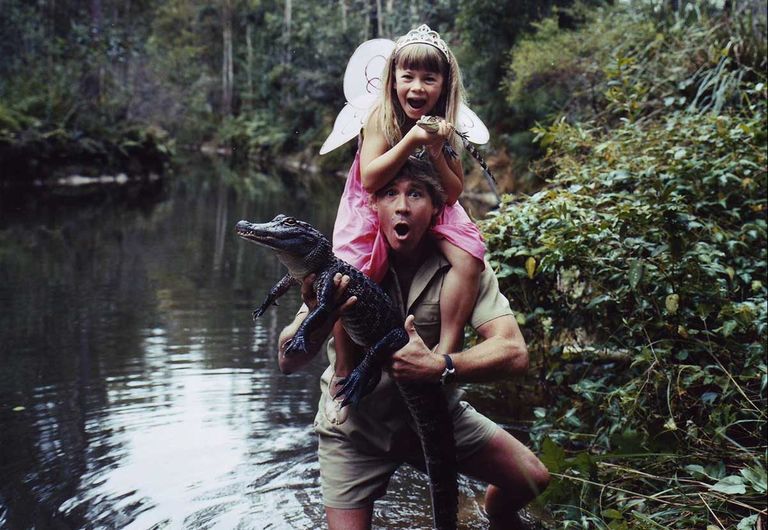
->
[368, 195, 379, 212]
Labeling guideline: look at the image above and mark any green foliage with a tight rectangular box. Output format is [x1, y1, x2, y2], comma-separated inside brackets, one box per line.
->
[503, 7, 626, 121]
[485, 1, 767, 526]
[219, 111, 289, 159]
[502, 0, 768, 190]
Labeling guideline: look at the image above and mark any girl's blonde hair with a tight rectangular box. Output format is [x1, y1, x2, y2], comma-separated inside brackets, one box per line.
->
[367, 37, 465, 153]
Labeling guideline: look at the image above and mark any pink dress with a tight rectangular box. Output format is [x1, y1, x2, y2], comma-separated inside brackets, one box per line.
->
[332, 150, 486, 282]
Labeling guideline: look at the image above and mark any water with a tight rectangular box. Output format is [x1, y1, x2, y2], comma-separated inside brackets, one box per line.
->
[0, 158, 527, 529]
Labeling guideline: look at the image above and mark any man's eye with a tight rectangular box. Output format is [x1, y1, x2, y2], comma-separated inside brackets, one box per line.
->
[409, 191, 423, 198]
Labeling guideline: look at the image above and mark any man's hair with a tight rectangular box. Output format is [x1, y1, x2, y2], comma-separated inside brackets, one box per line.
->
[378, 158, 446, 210]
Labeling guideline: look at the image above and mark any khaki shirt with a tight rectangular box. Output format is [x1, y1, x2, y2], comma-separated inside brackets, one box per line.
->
[315, 252, 513, 452]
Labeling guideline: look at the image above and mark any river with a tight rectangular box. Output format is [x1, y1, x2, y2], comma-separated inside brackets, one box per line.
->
[0, 157, 533, 529]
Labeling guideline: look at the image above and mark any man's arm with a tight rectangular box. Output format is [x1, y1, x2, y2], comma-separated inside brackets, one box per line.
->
[276, 273, 356, 374]
[387, 314, 528, 383]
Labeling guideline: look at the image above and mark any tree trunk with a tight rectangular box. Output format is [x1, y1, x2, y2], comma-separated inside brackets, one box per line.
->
[90, 0, 104, 102]
[340, 0, 347, 31]
[245, 21, 254, 112]
[369, 0, 379, 38]
[222, 0, 234, 118]
[284, 0, 292, 65]
[91, 0, 103, 32]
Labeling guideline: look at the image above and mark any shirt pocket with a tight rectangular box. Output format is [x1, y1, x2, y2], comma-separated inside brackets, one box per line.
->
[413, 302, 441, 347]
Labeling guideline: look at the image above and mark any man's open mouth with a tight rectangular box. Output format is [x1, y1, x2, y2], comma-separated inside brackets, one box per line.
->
[394, 222, 410, 237]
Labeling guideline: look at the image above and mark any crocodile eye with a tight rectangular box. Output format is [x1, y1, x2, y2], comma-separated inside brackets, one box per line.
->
[284, 217, 296, 225]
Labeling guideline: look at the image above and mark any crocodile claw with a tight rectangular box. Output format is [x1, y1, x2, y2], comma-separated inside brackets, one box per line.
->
[442, 142, 458, 159]
[252, 301, 276, 320]
[283, 334, 308, 357]
[336, 365, 381, 407]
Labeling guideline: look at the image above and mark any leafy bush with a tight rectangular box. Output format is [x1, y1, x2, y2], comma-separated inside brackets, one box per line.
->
[485, 2, 767, 527]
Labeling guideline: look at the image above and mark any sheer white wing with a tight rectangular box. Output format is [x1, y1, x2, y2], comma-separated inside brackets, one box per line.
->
[456, 104, 490, 145]
[344, 38, 395, 102]
[319, 94, 377, 155]
[321, 39, 394, 155]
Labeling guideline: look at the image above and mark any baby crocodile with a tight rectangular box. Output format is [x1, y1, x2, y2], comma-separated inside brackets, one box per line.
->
[236, 214, 458, 530]
[416, 114, 500, 202]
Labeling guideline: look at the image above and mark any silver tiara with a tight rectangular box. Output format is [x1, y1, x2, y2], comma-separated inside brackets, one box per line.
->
[395, 24, 450, 62]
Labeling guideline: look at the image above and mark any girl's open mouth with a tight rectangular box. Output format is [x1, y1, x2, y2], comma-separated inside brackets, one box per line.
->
[394, 223, 410, 237]
[407, 98, 426, 110]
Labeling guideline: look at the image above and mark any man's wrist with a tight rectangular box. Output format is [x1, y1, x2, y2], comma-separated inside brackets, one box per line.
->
[439, 354, 456, 385]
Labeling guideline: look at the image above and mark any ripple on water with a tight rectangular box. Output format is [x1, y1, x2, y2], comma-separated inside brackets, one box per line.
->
[37, 361, 322, 528]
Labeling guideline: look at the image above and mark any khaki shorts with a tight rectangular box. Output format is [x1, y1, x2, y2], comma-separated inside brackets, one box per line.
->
[315, 401, 498, 509]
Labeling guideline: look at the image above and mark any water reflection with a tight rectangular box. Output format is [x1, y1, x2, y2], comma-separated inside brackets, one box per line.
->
[0, 157, 506, 529]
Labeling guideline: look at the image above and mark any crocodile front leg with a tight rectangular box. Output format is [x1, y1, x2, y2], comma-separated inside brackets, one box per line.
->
[283, 271, 339, 357]
[253, 273, 295, 319]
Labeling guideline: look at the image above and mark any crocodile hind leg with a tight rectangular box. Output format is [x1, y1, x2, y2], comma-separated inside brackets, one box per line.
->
[336, 326, 409, 407]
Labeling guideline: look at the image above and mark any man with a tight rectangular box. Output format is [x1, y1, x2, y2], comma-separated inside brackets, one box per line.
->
[277, 162, 549, 529]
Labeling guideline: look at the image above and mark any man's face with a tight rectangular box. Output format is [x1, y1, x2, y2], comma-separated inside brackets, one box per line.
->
[372, 177, 438, 256]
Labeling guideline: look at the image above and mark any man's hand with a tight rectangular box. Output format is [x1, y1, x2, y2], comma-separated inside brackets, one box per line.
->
[300, 272, 357, 315]
[388, 315, 443, 382]
[278, 273, 356, 374]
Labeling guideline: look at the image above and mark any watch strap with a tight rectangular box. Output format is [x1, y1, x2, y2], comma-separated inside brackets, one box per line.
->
[440, 354, 456, 385]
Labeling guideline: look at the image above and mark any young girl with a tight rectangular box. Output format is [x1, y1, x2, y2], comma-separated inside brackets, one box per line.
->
[328, 25, 485, 416]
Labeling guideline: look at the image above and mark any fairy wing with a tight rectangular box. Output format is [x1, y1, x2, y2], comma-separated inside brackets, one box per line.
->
[456, 104, 490, 145]
[319, 94, 377, 155]
[344, 38, 395, 102]
[320, 39, 394, 155]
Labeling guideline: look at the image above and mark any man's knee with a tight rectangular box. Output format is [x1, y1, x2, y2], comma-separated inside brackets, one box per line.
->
[528, 457, 550, 495]
[486, 452, 550, 509]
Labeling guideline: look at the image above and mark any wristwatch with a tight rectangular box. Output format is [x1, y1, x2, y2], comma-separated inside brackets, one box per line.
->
[440, 354, 456, 385]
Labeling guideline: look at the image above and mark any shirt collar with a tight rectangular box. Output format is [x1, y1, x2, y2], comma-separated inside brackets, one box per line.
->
[385, 251, 450, 315]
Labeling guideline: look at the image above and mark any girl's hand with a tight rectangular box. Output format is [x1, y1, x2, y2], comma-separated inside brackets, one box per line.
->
[412, 118, 454, 158]
[405, 122, 436, 147]
[407, 117, 452, 144]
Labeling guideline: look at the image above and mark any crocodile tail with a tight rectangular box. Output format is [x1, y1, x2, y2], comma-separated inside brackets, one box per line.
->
[460, 138, 497, 184]
[398, 381, 458, 530]
[456, 133, 501, 204]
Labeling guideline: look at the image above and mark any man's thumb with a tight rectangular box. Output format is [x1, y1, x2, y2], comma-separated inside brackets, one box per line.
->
[404, 314, 417, 337]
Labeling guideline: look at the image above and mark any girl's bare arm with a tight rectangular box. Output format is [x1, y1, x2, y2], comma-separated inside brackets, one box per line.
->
[359, 124, 419, 193]
[361, 121, 463, 203]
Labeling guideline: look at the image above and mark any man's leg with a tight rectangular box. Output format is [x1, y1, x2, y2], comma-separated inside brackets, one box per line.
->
[326, 505, 373, 530]
[458, 428, 550, 529]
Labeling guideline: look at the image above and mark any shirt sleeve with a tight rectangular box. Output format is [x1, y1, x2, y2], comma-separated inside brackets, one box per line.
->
[470, 260, 514, 329]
